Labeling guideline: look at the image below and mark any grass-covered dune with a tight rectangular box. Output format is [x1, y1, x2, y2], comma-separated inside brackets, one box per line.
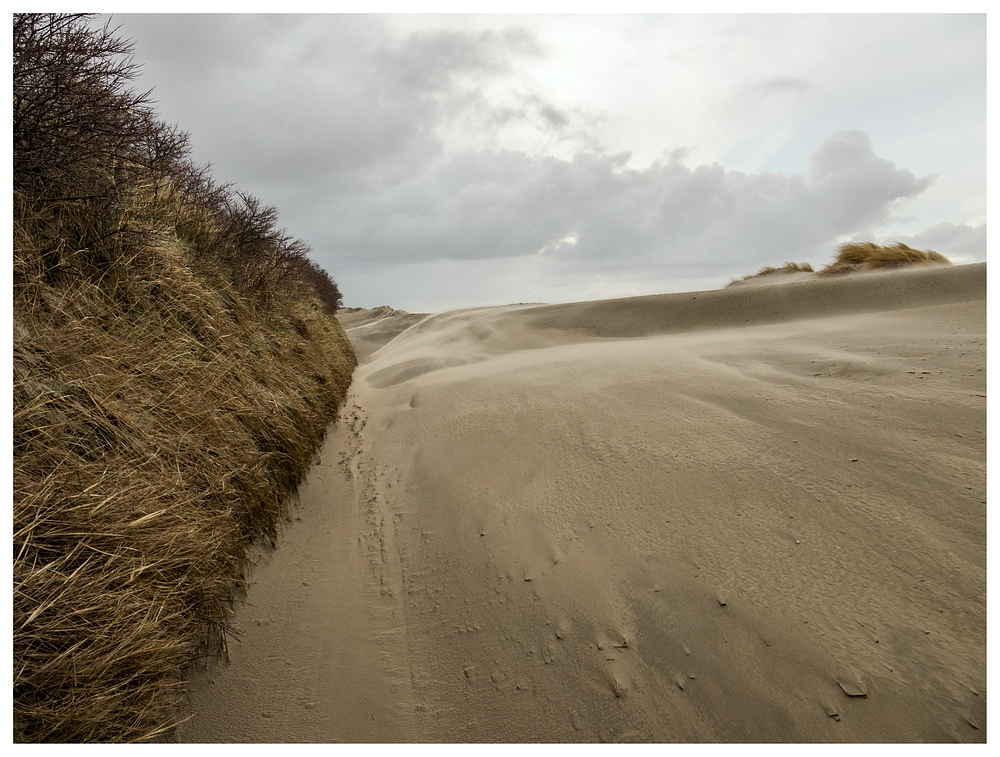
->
[13, 14, 357, 741]
[729, 242, 952, 286]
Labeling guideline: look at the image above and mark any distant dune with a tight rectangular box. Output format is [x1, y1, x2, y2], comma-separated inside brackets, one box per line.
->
[179, 263, 986, 743]
[336, 305, 430, 362]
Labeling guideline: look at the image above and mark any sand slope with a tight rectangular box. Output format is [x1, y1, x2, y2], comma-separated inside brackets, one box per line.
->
[178, 263, 986, 743]
[335, 306, 429, 363]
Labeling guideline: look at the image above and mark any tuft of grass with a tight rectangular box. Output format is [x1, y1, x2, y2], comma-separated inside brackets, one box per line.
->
[13, 242, 356, 742]
[819, 242, 951, 275]
[13, 13, 357, 742]
[728, 261, 814, 286]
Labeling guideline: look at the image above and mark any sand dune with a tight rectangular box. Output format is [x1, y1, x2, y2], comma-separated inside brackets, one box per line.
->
[335, 306, 430, 362]
[178, 263, 986, 743]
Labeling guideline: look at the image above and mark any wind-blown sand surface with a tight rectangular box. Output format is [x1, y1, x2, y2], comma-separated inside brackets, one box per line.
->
[178, 263, 986, 743]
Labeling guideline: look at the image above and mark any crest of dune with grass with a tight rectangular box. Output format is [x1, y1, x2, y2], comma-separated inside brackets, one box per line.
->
[818, 241, 952, 274]
[730, 242, 952, 286]
[729, 261, 814, 285]
[13, 14, 356, 741]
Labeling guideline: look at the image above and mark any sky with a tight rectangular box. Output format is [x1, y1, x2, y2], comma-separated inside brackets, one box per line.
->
[97, 10, 987, 312]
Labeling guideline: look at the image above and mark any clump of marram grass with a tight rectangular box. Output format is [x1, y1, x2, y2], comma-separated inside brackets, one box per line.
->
[819, 241, 951, 275]
[727, 261, 814, 286]
[14, 234, 356, 742]
[14, 13, 357, 742]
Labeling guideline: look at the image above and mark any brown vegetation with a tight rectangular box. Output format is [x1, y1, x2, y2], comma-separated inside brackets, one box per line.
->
[728, 261, 814, 286]
[819, 241, 951, 275]
[13, 14, 356, 741]
[730, 242, 953, 287]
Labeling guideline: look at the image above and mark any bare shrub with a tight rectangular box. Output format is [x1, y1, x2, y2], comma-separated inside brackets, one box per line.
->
[13, 13, 342, 311]
[14, 14, 150, 202]
[287, 257, 345, 315]
[214, 192, 310, 307]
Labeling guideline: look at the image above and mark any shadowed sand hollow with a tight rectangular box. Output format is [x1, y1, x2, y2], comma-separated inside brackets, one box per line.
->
[177, 263, 986, 743]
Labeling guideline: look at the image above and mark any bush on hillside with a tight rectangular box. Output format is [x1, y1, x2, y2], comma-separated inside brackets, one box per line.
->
[13, 13, 354, 742]
[13, 13, 342, 315]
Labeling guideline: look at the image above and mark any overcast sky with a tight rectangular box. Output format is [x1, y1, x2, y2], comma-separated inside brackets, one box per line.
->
[101, 12, 986, 312]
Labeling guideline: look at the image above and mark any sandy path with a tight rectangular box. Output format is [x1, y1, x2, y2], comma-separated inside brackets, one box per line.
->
[178, 264, 986, 742]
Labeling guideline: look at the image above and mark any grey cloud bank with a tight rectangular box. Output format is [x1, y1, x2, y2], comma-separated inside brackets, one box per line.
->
[107, 13, 986, 312]
[335, 130, 931, 267]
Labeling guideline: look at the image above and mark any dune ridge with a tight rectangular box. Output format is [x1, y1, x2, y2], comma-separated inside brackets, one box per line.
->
[178, 264, 985, 743]
[514, 262, 983, 341]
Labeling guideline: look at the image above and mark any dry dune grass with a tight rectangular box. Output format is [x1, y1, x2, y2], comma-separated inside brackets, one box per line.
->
[729, 261, 814, 285]
[820, 241, 951, 275]
[731, 243, 951, 287]
[13, 232, 356, 742]
[13, 14, 356, 742]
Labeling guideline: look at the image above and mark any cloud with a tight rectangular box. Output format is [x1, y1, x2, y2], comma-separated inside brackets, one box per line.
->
[379, 26, 544, 93]
[751, 75, 812, 97]
[101, 14, 980, 311]
[874, 222, 986, 264]
[311, 129, 932, 283]
[112, 15, 552, 194]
